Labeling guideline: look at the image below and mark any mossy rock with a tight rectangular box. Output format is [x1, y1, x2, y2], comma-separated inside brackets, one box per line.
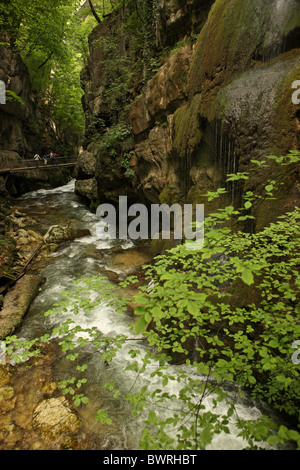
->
[172, 94, 203, 158]
[159, 184, 183, 205]
[271, 60, 300, 155]
[188, 0, 300, 109]
[0, 235, 16, 279]
[150, 232, 180, 256]
[186, 184, 224, 214]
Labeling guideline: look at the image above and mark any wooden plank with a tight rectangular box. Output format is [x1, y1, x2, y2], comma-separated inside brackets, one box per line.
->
[0, 162, 75, 174]
[0, 243, 43, 296]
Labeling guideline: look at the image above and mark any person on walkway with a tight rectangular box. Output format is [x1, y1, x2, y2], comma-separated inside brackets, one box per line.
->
[33, 153, 41, 168]
[49, 151, 56, 165]
[43, 154, 48, 166]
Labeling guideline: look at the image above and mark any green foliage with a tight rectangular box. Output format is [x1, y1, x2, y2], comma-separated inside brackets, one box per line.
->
[5, 90, 24, 105]
[99, 123, 132, 150]
[93, 35, 136, 122]
[95, 409, 113, 425]
[0, 0, 90, 145]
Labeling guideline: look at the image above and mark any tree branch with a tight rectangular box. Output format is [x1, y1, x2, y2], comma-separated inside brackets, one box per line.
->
[37, 50, 54, 70]
[88, 0, 102, 24]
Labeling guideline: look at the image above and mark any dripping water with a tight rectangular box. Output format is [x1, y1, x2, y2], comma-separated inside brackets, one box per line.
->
[214, 121, 239, 205]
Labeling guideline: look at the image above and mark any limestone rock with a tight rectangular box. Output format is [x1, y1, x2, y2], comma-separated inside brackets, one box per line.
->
[0, 150, 21, 169]
[0, 386, 16, 413]
[0, 32, 71, 196]
[0, 274, 45, 340]
[75, 178, 98, 202]
[75, 149, 97, 178]
[76, 0, 300, 242]
[145, 44, 193, 120]
[43, 225, 71, 244]
[134, 124, 174, 202]
[129, 94, 150, 136]
[156, 0, 214, 48]
[130, 44, 193, 136]
[32, 397, 81, 439]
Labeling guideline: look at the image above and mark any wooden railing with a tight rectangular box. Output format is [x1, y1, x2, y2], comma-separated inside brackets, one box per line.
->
[0, 156, 77, 174]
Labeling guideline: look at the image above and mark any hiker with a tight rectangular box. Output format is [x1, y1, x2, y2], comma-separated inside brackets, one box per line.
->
[33, 153, 41, 168]
[49, 151, 56, 165]
[43, 154, 48, 165]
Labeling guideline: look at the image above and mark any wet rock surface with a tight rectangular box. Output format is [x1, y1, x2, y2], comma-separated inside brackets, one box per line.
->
[32, 397, 81, 440]
[0, 274, 45, 340]
[0, 204, 93, 341]
[0, 345, 84, 450]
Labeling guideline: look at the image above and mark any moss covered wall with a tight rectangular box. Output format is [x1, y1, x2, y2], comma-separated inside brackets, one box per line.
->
[188, 0, 300, 107]
[168, 0, 300, 226]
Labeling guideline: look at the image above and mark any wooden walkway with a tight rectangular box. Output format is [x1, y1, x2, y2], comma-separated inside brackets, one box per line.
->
[0, 157, 76, 174]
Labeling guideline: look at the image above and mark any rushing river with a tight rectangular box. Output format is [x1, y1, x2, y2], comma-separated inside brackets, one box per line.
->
[11, 180, 285, 450]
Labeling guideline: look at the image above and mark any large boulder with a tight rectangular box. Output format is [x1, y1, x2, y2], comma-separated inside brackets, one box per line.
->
[75, 149, 97, 178]
[75, 178, 98, 204]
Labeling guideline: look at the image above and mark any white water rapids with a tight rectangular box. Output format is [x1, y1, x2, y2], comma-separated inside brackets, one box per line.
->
[12, 180, 285, 450]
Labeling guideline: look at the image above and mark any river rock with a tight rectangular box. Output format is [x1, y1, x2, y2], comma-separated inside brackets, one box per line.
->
[8, 214, 27, 229]
[43, 224, 91, 244]
[75, 178, 98, 203]
[27, 229, 44, 242]
[43, 225, 71, 244]
[0, 385, 16, 413]
[0, 365, 12, 387]
[16, 229, 28, 238]
[32, 397, 81, 439]
[107, 249, 152, 276]
[17, 236, 30, 246]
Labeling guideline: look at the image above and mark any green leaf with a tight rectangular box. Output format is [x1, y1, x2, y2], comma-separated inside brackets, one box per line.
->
[134, 306, 146, 316]
[241, 268, 254, 285]
[201, 426, 212, 445]
[134, 315, 148, 334]
[267, 435, 280, 446]
[265, 184, 274, 193]
[186, 300, 199, 316]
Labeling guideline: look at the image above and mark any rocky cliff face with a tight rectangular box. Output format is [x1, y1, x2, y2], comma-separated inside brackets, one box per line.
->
[76, 0, 300, 230]
[0, 33, 70, 196]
